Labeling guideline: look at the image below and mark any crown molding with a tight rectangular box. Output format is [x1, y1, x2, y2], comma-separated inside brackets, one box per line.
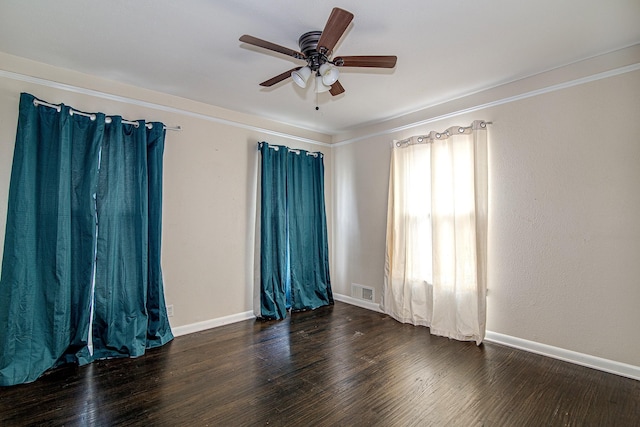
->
[0, 69, 331, 147]
[332, 62, 640, 147]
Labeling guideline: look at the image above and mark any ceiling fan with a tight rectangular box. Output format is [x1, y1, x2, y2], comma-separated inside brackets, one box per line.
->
[239, 7, 397, 97]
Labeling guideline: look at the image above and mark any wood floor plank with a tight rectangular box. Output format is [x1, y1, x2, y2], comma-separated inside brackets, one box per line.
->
[1, 302, 638, 426]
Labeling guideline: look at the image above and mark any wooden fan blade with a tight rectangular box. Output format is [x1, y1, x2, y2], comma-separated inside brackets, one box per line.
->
[329, 80, 345, 96]
[317, 8, 354, 55]
[240, 35, 305, 60]
[334, 56, 397, 68]
[260, 67, 302, 87]
[259, 67, 301, 87]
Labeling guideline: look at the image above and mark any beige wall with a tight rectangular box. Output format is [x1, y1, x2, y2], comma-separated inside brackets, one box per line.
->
[331, 46, 640, 367]
[0, 53, 332, 328]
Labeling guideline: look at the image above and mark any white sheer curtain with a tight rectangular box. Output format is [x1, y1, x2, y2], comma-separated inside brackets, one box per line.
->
[382, 120, 488, 344]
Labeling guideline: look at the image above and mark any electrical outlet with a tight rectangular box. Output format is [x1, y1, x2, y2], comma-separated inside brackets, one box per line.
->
[166, 304, 174, 317]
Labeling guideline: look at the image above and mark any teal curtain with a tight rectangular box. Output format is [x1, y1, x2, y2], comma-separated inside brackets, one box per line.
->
[145, 122, 174, 349]
[259, 142, 332, 320]
[259, 144, 288, 319]
[91, 117, 173, 360]
[0, 93, 173, 386]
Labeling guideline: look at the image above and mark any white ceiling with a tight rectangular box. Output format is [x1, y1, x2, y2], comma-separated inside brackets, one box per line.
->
[1, 0, 639, 135]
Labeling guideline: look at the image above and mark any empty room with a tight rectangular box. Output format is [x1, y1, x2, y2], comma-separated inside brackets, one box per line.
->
[0, 1, 639, 425]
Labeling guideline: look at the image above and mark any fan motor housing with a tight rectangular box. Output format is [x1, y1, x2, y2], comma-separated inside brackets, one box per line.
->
[298, 31, 328, 71]
[298, 31, 322, 56]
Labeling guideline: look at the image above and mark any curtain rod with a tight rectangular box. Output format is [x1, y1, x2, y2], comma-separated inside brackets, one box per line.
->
[33, 99, 181, 131]
[395, 121, 491, 147]
[257, 141, 322, 158]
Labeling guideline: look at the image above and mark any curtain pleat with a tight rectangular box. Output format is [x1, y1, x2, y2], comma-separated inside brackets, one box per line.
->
[383, 144, 433, 326]
[259, 144, 289, 319]
[430, 132, 481, 342]
[146, 123, 174, 348]
[0, 93, 173, 386]
[287, 150, 333, 311]
[63, 107, 105, 366]
[92, 118, 150, 359]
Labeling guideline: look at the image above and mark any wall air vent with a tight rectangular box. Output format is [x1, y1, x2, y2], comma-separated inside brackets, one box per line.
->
[351, 283, 374, 301]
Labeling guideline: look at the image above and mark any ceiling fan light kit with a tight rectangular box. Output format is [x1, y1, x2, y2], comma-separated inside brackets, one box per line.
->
[319, 63, 339, 86]
[315, 75, 331, 93]
[240, 7, 397, 101]
[292, 66, 312, 88]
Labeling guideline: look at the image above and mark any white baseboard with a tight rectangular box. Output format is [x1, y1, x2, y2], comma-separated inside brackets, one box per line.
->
[168, 295, 381, 337]
[333, 293, 383, 313]
[484, 331, 640, 381]
[170, 310, 255, 337]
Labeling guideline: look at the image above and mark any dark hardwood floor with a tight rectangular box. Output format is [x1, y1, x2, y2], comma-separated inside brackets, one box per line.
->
[1, 302, 638, 426]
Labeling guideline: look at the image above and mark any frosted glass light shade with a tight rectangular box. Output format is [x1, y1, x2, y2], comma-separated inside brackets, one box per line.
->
[319, 63, 339, 86]
[315, 75, 331, 93]
[292, 66, 312, 88]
